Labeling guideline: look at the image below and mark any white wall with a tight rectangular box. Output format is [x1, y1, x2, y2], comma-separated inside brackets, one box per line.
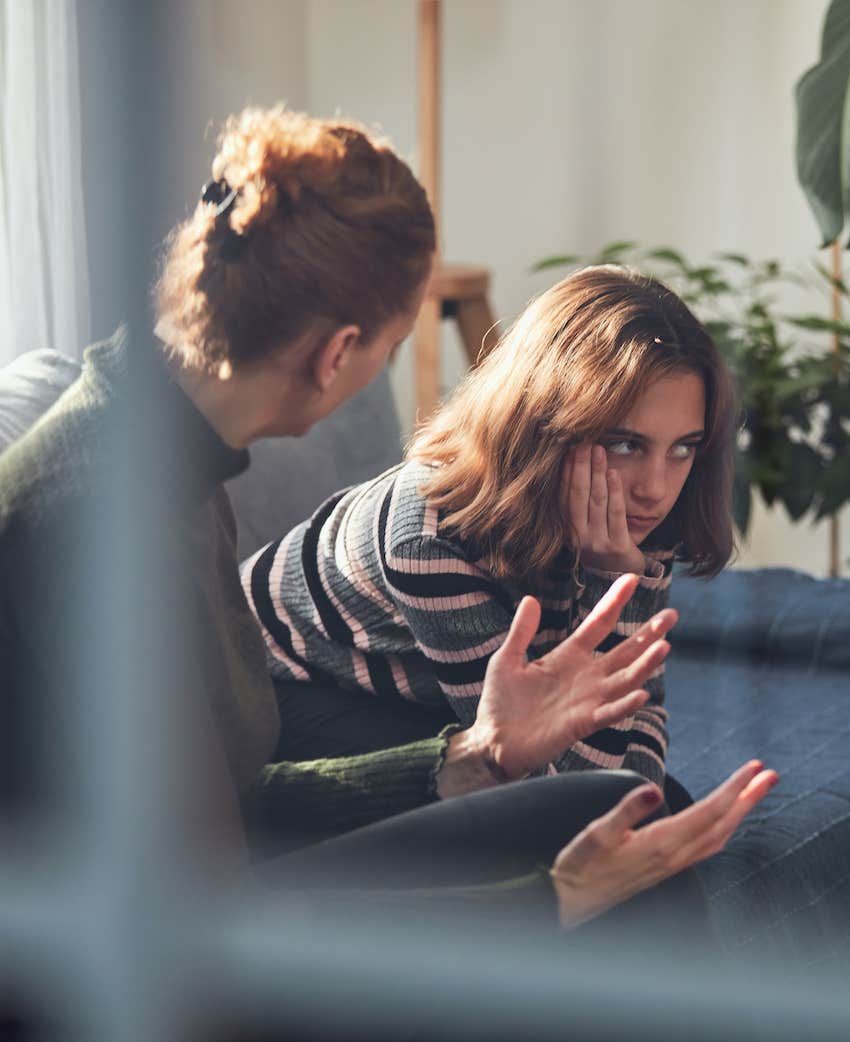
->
[302, 0, 848, 577]
[133, 0, 847, 578]
[148, 0, 309, 253]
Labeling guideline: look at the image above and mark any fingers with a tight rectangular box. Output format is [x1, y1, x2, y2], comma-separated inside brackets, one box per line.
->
[692, 764, 779, 844]
[587, 444, 609, 535]
[568, 443, 592, 541]
[493, 596, 541, 665]
[591, 687, 649, 729]
[602, 783, 665, 836]
[657, 761, 779, 869]
[559, 455, 573, 517]
[740, 768, 780, 806]
[689, 759, 767, 825]
[606, 469, 630, 546]
[697, 768, 778, 851]
[567, 572, 639, 653]
[559, 783, 664, 871]
[601, 609, 679, 674]
[604, 638, 670, 699]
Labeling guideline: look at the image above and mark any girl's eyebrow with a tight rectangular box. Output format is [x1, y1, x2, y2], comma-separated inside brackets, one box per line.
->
[603, 426, 706, 442]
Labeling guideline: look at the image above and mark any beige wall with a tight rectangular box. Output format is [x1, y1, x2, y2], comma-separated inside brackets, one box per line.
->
[302, 0, 848, 578]
[144, 0, 848, 577]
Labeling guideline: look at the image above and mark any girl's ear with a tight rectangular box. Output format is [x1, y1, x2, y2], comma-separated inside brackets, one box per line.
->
[312, 324, 361, 391]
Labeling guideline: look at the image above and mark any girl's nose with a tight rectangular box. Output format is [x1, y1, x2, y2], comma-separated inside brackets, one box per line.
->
[632, 459, 667, 504]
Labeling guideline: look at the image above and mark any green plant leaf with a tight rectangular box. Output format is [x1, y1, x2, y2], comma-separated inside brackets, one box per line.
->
[785, 314, 850, 335]
[732, 468, 752, 536]
[530, 254, 581, 273]
[815, 452, 850, 517]
[776, 442, 823, 520]
[643, 247, 687, 267]
[595, 241, 638, 262]
[771, 370, 830, 399]
[715, 252, 750, 266]
[812, 258, 850, 294]
[794, 0, 850, 245]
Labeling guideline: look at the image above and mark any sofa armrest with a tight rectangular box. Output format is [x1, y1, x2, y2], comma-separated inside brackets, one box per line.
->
[670, 567, 850, 672]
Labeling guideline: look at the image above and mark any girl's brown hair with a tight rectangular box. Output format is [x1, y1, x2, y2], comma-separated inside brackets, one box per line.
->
[155, 106, 435, 372]
[409, 266, 737, 581]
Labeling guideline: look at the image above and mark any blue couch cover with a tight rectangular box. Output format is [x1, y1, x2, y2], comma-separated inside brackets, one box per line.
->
[668, 568, 850, 966]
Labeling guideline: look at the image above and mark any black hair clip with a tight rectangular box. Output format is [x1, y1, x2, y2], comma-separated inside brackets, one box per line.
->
[201, 178, 249, 261]
[201, 178, 239, 218]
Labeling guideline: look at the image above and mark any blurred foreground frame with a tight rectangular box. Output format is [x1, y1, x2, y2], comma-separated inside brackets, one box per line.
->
[2, 2, 850, 1040]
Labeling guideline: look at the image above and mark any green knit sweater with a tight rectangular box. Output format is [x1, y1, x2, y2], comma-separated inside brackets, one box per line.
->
[0, 329, 454, 850]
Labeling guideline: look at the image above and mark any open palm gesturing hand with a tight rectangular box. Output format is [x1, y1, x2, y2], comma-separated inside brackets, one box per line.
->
[470, 574, 676, 780]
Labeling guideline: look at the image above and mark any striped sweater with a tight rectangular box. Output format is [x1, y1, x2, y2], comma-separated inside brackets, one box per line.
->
[241, 460, 674, 785]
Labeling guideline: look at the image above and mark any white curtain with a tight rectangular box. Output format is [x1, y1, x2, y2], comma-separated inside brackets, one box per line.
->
[0, 0, 89, 365]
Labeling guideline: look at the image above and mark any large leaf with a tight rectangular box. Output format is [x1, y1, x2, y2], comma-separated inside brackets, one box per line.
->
[785, 313, 850, 335]
[732, 467, 753, 535]
[816, 451, 850, 517]
[776, 441, 823, 520]
[643, 246, 688, 267]
[795, 0, 850, 245]
[594, 241, 637, 263]
[530, 254, 581, 273]
[812, 257, 850, 294]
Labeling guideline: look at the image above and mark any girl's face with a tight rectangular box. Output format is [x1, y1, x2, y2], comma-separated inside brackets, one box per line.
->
[599, 370, 706, 543]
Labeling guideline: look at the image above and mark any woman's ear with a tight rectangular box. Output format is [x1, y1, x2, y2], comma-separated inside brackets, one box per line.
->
[313, 324, 361, 391]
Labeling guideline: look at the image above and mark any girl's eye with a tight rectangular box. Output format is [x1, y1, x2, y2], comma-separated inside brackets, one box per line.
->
[670, 443, 698, 461]
[605, 439, 639, 457]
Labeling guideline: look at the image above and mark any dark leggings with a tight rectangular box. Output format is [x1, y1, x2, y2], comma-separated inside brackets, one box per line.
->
[265, 680, 710, 939]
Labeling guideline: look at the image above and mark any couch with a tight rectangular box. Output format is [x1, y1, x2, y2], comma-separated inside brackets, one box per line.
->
[3, 346, 848, 967]
[667, 568, 850, 966]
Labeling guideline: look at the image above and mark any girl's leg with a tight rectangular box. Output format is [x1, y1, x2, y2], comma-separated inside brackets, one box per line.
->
[272, 678, 456, 762]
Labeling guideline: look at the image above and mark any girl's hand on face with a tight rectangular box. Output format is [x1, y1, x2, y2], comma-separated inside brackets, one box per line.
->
[564, 443, 647, 575]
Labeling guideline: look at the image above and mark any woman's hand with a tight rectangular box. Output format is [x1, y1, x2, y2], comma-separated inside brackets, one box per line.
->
[442, 574, 678, 789]
[551, 761, 779, 928]
[564, 443, 645, 575]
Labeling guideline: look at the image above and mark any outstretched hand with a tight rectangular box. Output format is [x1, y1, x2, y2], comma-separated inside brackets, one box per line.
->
[467, 573, 677, 781]
[564, 443, 646, 574]
[551, 760, 779, 928]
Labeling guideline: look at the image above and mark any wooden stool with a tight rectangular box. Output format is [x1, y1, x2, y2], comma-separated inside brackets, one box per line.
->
[413, 263, 500, 418]
[431, 264, 499, 364]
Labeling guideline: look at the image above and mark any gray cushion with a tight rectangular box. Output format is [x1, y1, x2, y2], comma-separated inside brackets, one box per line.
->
[0, 350, 81, 453]
[226, 366, 403, 560]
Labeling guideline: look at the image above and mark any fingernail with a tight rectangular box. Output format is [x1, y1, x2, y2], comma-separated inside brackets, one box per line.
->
[641, 787, 662, 806]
